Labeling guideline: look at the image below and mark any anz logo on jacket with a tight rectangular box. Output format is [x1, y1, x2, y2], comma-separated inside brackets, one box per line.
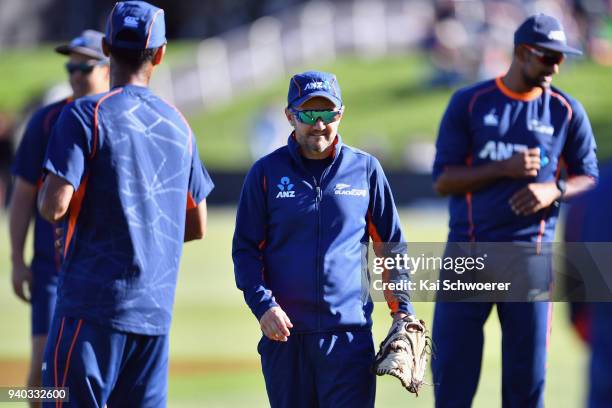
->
[232, 134, 413, 333]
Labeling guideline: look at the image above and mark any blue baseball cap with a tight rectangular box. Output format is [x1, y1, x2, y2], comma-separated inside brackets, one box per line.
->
[105, 1, 166, 50]
[287, 71, 343, 109]
[55, 30, 108, 61]
[514, 14, 582, 55]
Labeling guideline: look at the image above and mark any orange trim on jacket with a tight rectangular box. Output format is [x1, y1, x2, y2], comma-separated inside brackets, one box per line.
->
[59, 319, 83, 408]
[91, 88, 123, 160]
[367, 211, 399, 313]
[495, 76, 542, 101]
[63, 173, 89, 258]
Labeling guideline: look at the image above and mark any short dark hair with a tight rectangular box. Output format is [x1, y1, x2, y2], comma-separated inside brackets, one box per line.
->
[106, 30, 159, 70]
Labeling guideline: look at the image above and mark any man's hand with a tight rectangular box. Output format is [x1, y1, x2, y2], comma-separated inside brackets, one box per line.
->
[509, 182, 560, 216]
[501, 148, 541, 178]
[11, 260, 32, 302]
[259, 306, 293, 342]
[434, 148, 542, 196]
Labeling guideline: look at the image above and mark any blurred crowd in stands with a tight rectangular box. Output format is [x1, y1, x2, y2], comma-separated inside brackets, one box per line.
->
[0, 0, 307, 45]
[423, 0, 612, 87]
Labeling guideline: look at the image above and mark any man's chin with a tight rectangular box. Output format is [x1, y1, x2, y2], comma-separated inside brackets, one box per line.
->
[312, 144, 329, 153]
[306, 141, 333, 155]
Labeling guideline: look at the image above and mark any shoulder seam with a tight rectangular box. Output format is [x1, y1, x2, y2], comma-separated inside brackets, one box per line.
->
[158, 96, 194, 155]
[550, 91, 573, 122]
[468, 84, 497, 115]
[343, 145, 370, 157]
[91, 88, 124, 160]
[42, 99, 69, 134]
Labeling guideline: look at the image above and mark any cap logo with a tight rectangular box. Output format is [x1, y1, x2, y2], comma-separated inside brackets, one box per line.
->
[547, 30, 566, 42]
[123, 16, 139, 28]
[304, 81, 331, 92]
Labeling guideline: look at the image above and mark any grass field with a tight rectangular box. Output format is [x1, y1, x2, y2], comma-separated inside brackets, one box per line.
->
[0, 207, 590, 407]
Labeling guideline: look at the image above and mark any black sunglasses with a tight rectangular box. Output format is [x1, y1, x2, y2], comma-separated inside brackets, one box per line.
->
[65, 61, 105, 75]
[523, 45, 565, 66]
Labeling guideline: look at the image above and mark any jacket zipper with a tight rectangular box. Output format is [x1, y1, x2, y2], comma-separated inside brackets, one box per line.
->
[313, 176, 322, 331]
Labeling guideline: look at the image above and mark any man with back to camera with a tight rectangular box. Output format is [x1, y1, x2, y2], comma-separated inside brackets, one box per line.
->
[432, 14, 598, 408]
[38, 2, 214, 406]
[233, 70, 416, 407]
[9, 29, 109, 404]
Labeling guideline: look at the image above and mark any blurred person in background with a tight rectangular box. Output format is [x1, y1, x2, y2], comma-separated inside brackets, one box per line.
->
[571, 0, 612, 65]
[249, 103, 290, 161]
[233, 70, 414, 407]
[562, 188, 593, 347]
[423, 0, 473, 87]
[432, 13, 598, 408]
[0, 112, 15, 208]
[9, 29, 109, 405]
[561, 160, 612, 408]
[572, 163, 612, 408]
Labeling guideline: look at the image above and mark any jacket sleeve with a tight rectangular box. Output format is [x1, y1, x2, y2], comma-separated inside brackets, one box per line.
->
[368, 156, 415, 315]
[12, 107, 51, 185]
[232, 160, 279, 320]
[562, 99, 598, 179]
[433, 90, 471, 181]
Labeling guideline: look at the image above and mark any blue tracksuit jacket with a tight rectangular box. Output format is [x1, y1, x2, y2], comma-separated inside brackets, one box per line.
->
[232, 134, 413, 333]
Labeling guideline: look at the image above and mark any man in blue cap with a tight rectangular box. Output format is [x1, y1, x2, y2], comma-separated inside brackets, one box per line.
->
[38, 2, 214, 406]
[9, 29, 108, 404]
[432, 13, 598, 407]
[233, 71, 415, 407]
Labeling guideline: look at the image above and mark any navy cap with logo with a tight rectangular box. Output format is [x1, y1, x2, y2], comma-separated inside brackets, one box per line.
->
[514, 13, 582, 55]
[287, 71, 343, 109]
[105, 1, 166, 50]
[55, 30, 108, 61]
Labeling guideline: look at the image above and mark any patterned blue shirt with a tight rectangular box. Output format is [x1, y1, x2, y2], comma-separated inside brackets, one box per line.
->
[44, 85, 214, 335]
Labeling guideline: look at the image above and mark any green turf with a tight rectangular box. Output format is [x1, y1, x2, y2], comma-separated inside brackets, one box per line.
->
[0, 208, 590, 407]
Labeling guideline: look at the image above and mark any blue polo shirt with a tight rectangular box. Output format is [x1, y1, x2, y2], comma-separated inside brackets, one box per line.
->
[44, 85, 214, 335]
[12, 98, 70, 277]
[433, 77, 598, 242]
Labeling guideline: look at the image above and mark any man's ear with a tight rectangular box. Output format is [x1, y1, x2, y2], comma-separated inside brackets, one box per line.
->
[152, 44, 166, 66]
[102, 38, 110, 57]
[284, 107, 296, 128]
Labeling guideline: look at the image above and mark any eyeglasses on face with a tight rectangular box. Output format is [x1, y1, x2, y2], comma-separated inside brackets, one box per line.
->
[65, 60, 105, 75]
[523, 45, 565, 66]
[290, 107, 344, 125]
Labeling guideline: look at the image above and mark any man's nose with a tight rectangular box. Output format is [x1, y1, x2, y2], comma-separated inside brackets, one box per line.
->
[313, 118, 326, 130]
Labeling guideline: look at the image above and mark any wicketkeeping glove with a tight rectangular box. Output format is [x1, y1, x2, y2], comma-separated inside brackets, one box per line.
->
[372, 315, 432, 395]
